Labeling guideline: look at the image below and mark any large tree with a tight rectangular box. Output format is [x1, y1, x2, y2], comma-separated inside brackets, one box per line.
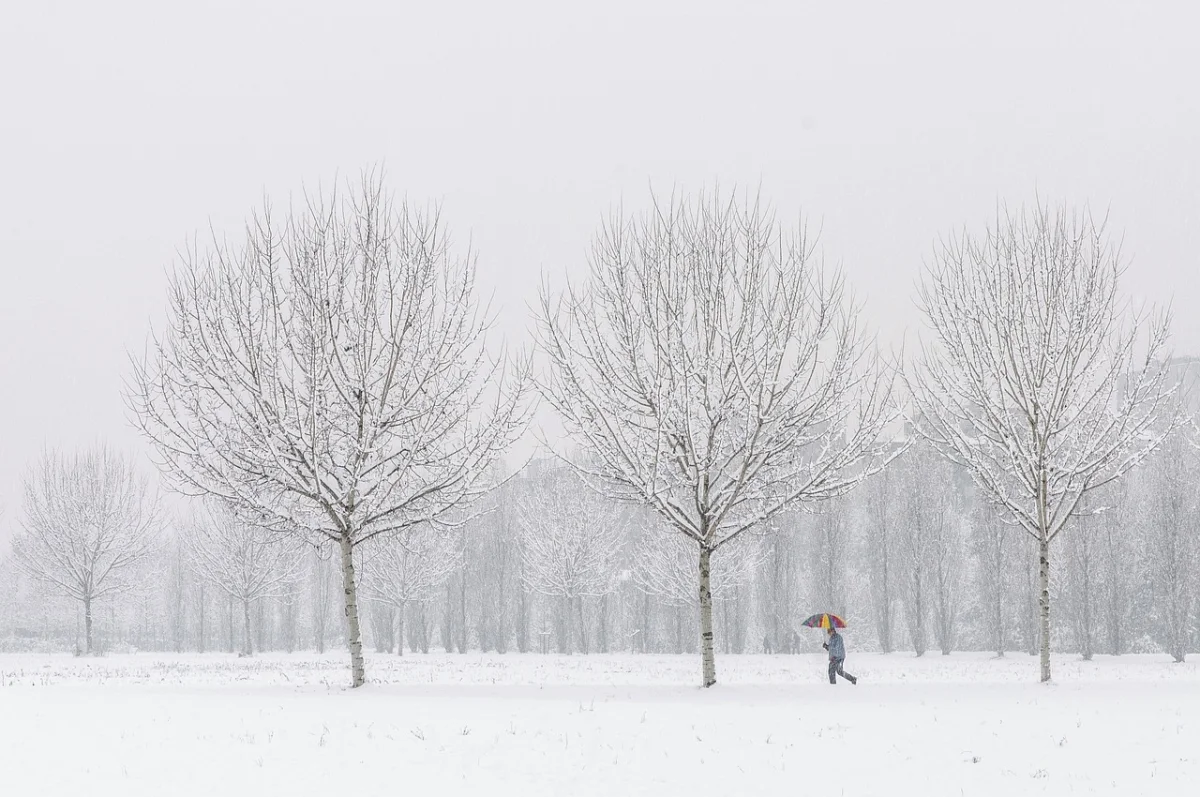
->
[13, 447, 160, 654]
[538, 191, 894, 686]
[911, 204, 1176, 682]
[129, 174, 530, 686]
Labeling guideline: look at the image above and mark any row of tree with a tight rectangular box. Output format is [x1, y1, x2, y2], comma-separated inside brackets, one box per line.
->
[3, 433, 1197, 665]
[1, 175, 1195, 687]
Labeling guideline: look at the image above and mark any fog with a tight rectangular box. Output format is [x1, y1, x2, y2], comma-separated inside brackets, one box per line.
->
[2, 0, 1198, 547]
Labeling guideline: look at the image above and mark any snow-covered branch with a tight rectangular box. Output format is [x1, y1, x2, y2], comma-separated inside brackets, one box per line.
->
[128, 171, 533, 685]
[538, 189, 895, 685]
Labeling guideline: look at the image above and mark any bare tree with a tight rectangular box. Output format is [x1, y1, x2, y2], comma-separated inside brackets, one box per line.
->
[129, 174, 530, 686]
[13, 447, 160, 654]
[929, 491, 967, 655]
[1097, 482, 1135, 655]
[309, 546, 336, 653]
[516, 464, 627, 654]
[807, 505, 849, 624]
[183, 500, 305, 656]
[538, 190, 893, 686]
[1135, 433, 1199, 662]
[1064, 496, 1102, 660]
[860, 466, 898, 653]
[758, 523, 802, 654]
[911, 204, 1176, 682]
[894, 446, 939, 656]
[359, 524, 462, 655]
[970, 502, 1012, 656]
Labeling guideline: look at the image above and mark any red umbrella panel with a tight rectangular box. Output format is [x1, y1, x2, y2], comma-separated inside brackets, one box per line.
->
[800, 613, 846, 630]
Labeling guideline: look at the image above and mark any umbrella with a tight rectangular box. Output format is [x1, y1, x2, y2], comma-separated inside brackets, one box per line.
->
[800, 613, 846, 630]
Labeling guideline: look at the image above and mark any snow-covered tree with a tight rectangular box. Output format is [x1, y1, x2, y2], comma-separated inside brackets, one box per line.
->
[1135, 433, 1199, 662]
[859, 465, 899, 653]
[538, 190, 894, 686]
[129, 173, 531, 686]
[911, 204, 1176, 681]
[1097, 483, 1136, 655]
[1064, 494, 1102, 659]
[894, 446, 942, 656]
[806, 505, 849, 624]
[183, 500, 305, 656]
[970, 501, 1013, 656]
[928, 492, 967, 655]
[758, 522, 803, 654]
[516, 464, 627, 654]
[360, 524, 463, 655]
[13, 447, 160, 654]
[309, 546, 338, 654]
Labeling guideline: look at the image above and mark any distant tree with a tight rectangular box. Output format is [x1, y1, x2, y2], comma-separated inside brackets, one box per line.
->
[183, 500, 305, 656]
[1135, 433, 1199, 662]
[13, 447, 160, 654]
[516, 465, 627, 654]
[360, 525, 462, 655]
[970, 501, 1012, 657]
[860, 466, 898, 653]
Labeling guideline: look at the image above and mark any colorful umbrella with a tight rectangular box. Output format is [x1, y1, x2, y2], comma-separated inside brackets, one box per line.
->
[800, 613, 846, 630]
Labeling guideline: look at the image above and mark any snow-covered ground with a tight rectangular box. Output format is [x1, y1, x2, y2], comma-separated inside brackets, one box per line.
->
[2, 651, 1197, 796]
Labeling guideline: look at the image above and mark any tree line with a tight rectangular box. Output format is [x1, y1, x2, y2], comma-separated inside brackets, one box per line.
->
[1, 174, 1195, 687]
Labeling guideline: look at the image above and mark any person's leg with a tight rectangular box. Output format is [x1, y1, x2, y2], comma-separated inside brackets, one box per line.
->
[828, 658, 837, 684]
[836, 659, 857, 685]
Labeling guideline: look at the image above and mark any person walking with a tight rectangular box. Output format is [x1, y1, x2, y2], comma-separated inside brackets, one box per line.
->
[823, 626, 857, 685]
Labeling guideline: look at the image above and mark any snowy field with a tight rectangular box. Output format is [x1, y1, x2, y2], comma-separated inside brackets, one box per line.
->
[2, 651, 1198, 796]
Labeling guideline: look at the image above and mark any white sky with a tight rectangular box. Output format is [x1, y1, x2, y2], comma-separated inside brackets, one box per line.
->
[1, 0, 1198, 548]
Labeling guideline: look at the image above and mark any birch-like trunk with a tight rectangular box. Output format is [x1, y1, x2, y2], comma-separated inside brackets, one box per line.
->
[1038, 536, 1052, 682]
[698, 547, 716, 688]
[339, 534, 366, 688]
[242, 598, 253, 656]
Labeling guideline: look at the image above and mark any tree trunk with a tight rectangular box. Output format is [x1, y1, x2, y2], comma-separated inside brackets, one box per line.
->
[1038, 536, 1052, 683]
[83, 596, 93, 655]
[516, 587, 529, 653]
[396, 602, 405, 656]
[256, 597, 266, 653]
[339, 534, 366, 688]
[242, 598, 253, 656]
[198, 584, 206, 654]
[699, 546, 716, 688]
[641, 590, 652, 653]
[576, 595, 589, 655]
[442, 583, 454, 653]
[458, 567, 468, 654]
[598, 593, 609, 654]
[994, 571, 1005, 658]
